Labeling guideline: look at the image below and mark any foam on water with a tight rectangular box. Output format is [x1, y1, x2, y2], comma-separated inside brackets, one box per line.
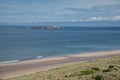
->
[0, 60, 19, 64]
[36, 56, 43, 59]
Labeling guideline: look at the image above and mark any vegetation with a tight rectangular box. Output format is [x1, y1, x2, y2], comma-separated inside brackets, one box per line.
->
[94, 75, 104, 80]
[108, 65, 114, 68]
[91, 67, 100, 71]
[5, 56, 120, 80]
[80, 70, 94, 75]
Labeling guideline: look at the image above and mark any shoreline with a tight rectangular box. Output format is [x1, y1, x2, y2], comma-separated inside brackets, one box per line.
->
[0, 49, 119, 65]
[0, 50, 120, 79]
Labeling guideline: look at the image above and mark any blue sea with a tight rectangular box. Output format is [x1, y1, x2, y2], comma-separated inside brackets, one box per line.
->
[0, 26, 120, 63]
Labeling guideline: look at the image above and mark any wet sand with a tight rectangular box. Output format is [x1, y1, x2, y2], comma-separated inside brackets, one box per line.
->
[0, 50, 120, 79]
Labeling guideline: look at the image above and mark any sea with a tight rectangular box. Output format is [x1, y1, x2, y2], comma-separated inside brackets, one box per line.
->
[0, 26, 120, 63]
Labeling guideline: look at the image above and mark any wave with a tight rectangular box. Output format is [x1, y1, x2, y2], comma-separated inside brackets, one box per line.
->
[0, 60, 19, 64]
[0, 56, 43, 64]
[36, 56, 43, 59]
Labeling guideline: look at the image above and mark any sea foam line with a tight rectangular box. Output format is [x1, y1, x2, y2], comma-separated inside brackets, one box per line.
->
[0, 60, 19, 64]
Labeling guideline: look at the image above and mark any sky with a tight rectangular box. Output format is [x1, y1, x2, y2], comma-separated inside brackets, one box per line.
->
[0, 0, 120, 23]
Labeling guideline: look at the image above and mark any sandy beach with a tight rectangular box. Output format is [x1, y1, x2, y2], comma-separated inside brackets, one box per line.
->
[0, 50, 120, 79]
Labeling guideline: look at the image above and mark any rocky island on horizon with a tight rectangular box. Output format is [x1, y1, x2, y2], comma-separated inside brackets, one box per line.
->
[25, 26, 60, 30]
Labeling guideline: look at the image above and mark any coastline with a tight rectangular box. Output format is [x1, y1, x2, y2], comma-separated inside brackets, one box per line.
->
[0, 49, 119, 65]
[0, 50, 120, 79]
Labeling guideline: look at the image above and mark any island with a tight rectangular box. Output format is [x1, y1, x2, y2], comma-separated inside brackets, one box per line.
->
[25, 26, 60, 30]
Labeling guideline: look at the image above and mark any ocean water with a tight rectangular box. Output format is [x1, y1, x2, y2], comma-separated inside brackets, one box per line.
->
[0, 26, 120, 63]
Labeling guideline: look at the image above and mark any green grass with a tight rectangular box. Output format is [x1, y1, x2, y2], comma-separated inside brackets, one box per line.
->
[5, 56, 120, 80]
[80, 70, 94, 75]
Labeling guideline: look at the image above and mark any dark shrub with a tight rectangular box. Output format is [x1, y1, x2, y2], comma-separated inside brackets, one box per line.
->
[102, 69, 110, 72]
[64, 75, 68, 77]
[64, 74, 75, 77]
[113, 68, 117, 71]
[108, 65, 114, 68]
[91, 67, 100, 71]
[95, 75, 104, 80]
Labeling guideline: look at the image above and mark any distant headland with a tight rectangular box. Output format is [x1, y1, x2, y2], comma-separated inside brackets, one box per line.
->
[25, 26, 60, 30]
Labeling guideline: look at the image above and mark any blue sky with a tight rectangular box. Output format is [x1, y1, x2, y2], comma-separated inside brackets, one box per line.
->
[0, 0, 120, 23]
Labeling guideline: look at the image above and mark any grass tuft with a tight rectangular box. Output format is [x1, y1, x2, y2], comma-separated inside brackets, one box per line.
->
[91, 67, 100, 71]
[95, 75, 104, 80]
[102, 69, 110, 72]
[80, 70, 94, 75]
[108, 65, 114, 68]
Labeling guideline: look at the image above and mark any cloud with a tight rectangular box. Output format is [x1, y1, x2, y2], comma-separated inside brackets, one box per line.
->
[111, 16, 120, 21]
[0, 0, 120, 23]
[56, 16, 120, 22]
[65, 4, 120, 13]
[87, 16, 108, 21]
[59, 4, 120, 21]
[53, 9, 77, 15]
[86, 16, 120, 21]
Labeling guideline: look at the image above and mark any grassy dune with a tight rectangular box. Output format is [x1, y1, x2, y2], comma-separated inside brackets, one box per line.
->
[5, 56, 120, 80]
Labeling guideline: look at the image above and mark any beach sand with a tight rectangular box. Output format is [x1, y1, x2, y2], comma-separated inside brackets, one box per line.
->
[0, 50, 120, 79]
